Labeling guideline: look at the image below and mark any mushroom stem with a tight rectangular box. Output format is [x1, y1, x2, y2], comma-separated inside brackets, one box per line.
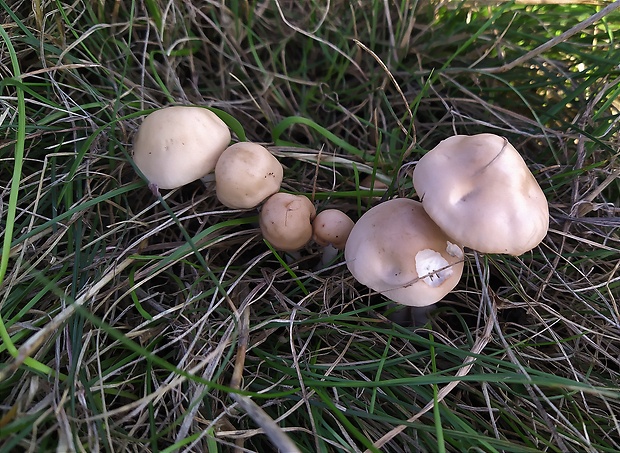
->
[148, 182, 161, 197]
[315, 244, 340, 270]
[410, 305, 434, 326]
[387, 303, 435, 327]
[284, 250, 302, 264]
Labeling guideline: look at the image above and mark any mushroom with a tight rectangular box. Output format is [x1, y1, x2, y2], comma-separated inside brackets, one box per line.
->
[312, 208, 355, 266]
[359, 175, 388, 202]
[132, 106, 231, 191]
[215, 142, 284, 209]
[413, 133, 549, 255]
[345, 198, 464, 307]
[259, 193, 316, 252]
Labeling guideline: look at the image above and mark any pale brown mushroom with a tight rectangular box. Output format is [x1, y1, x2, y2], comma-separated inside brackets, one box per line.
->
[345, 198, 464, 307]
[413, 133, 549, 255]
[215, 142, 283, 209]
[259, 193, 316, 252]
[132, 106, 231, 191]
[312, 209, 355, 266]
[312, 209, 355, 250]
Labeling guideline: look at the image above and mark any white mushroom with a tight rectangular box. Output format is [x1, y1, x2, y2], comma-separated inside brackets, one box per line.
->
[413, 133, 549, 255]
[259, 193, 316, 252]
[312, 209, 355, 266]
[312, 209, 354, 250]
[132, 106, 231, 191]
[345, 198, 464, 307]
[215, 142, 284, 209]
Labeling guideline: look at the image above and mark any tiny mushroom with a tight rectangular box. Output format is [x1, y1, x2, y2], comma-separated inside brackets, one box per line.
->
[345, 198, 464, 307]
[359, 175, 388, 202]
[259, 193, 316, 252]
[312, 209, 355, 250]
[312, 208, 355, 265]
[215, 142, 284, 209]
[413, 133, 549, 255]
[133, 106, 231, 191]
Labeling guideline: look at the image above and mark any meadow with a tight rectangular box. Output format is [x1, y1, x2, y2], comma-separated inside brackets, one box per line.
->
[1, 1, 619, 451]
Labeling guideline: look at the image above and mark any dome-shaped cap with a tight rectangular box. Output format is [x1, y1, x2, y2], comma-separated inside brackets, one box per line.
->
[413, 134, 549, 255]
[133, 106, 231, 190]
[345, 198, 464, 307]
[215, 142, 283, 209]
[259, 193, 316, 252]
[312, 209, 355, 250]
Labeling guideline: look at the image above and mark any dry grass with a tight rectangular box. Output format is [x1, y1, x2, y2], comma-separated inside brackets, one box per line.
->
[1, 0, 619, 452]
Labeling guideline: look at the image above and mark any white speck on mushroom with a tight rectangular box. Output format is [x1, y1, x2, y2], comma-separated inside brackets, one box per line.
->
[446, 241, 463, 259]
[415, 249, 453, 288]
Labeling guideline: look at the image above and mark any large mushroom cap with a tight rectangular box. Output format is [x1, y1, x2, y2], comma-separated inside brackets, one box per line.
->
[345, 198, 464, 307]
[413, 133, 549, 255]
[133, 106, 231, 190]
[259, 193, 316, 252]
[215, 142, 284, 209]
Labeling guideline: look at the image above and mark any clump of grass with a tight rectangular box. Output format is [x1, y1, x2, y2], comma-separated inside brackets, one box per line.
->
[1, 1, 619, 452]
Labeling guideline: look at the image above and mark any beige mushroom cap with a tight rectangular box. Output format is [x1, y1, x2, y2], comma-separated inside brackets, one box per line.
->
[215, 142, 284, 209]
[413, 134, 549, 255]
[133, 106, 231, 189]
[312, 209, 355, 250]
[259, 193, 316, 252]
[345, 198, 464, 307]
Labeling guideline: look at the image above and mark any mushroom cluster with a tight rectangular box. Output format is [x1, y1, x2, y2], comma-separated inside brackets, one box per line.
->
[132, 107, 286, 210]
[258, 197, 355, 259]
[133, 106, 287, 207]
[345, 133, 549, 312]
[132, 106, 354, 262]
[133, 110, 549, 318]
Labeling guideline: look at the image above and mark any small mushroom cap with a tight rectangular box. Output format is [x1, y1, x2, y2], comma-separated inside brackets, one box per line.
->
[259, 193, 316, 252]
[312, 209, 354, 250]
[133, 106, 231, 189]
[413, 134, 549, 255]
[215, 142, 284, 209]
[359, 176, 389, 202]
[345, 198, 464, 307]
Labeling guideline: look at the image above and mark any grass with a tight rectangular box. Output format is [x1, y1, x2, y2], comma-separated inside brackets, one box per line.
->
[1, 0, 620, 451]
